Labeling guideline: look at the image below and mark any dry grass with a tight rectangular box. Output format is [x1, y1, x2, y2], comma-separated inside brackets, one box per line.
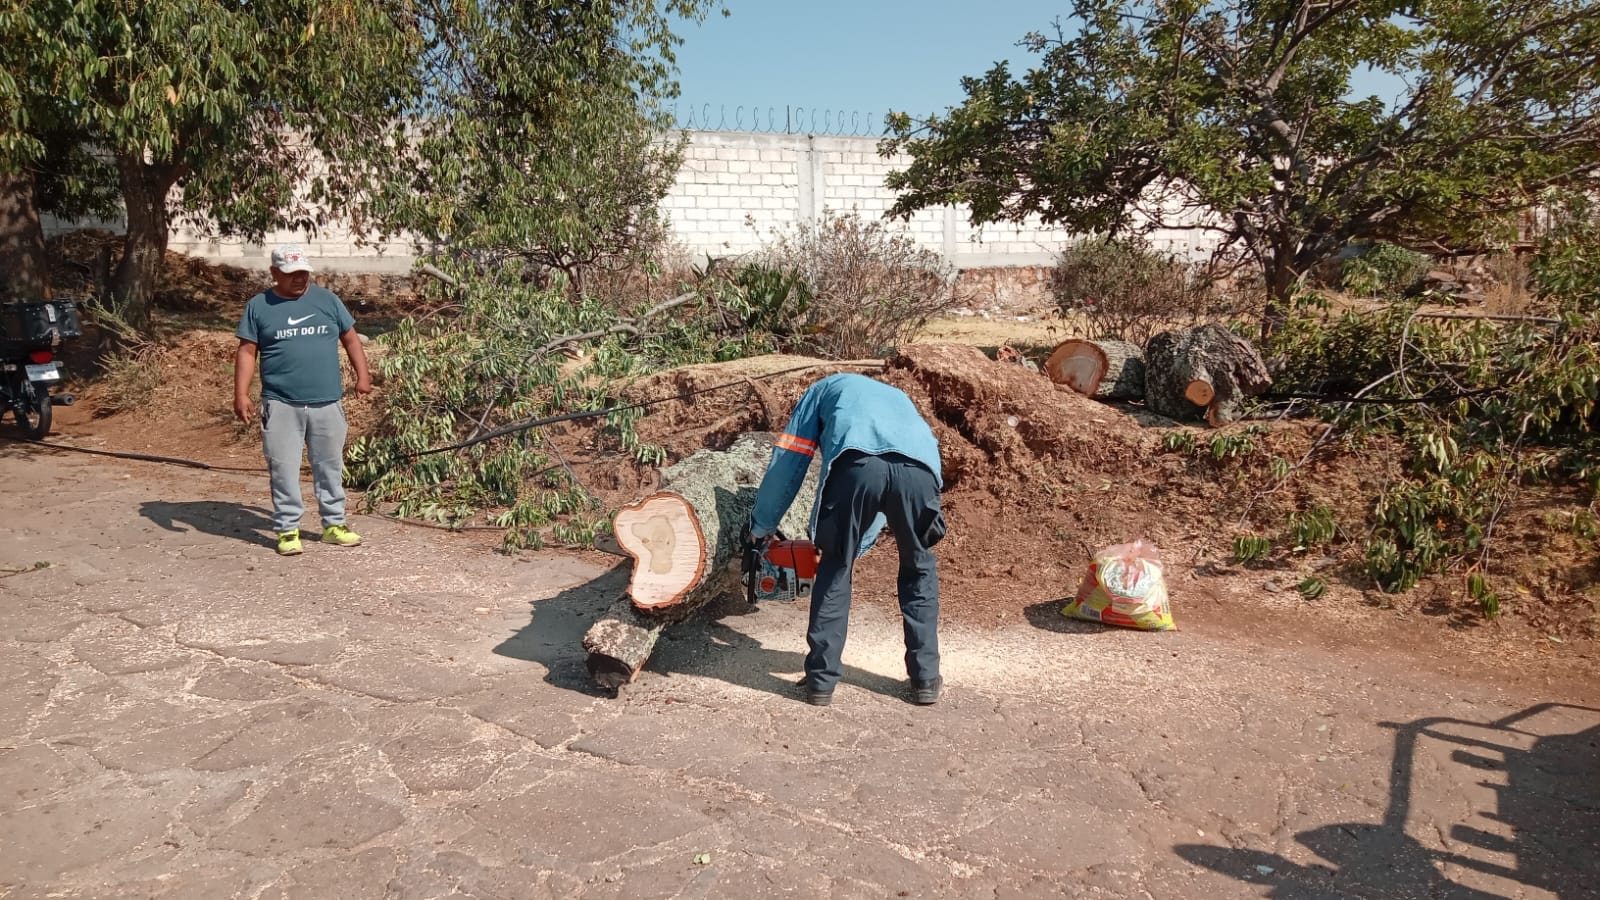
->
[92, 350, 163, 416]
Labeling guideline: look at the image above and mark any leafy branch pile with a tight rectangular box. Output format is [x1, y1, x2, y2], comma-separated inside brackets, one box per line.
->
[346, 263, 776, 549]
[347, 222, 954, 549]
[1262, 198, 1600, 603]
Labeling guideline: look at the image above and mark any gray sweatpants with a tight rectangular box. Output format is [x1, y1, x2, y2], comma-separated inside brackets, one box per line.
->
[261, 397, 348, 534]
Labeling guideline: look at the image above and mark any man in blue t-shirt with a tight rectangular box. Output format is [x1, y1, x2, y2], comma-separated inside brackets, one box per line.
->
[749, 373, 948, 707]
[234, 244, 373, 556]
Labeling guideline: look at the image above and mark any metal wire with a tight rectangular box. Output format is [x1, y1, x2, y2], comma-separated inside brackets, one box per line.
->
[670, 103, 887, 137]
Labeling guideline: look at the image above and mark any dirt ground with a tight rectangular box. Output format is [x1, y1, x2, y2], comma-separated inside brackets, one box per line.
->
[29, 301, 1600, 677]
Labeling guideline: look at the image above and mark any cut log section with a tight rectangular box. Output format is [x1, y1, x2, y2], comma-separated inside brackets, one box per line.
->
[1144, 324, 1271, 426]
[583, 596, 668, 691]
[1043, 339, 1146, 399]
[612, 492, 708, 609]
[582, 432, 820, 689]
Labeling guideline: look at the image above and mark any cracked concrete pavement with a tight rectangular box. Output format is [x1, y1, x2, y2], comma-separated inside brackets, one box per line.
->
[1, 449, 1597, 899]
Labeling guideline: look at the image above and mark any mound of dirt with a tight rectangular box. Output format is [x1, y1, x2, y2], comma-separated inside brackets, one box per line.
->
[882, 343, 1156, 493]
[559, 345, 1196, 623]
[565, 344, 1591, 644]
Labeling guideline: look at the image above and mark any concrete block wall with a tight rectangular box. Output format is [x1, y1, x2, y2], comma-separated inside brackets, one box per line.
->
[43, 130, 1221, 282]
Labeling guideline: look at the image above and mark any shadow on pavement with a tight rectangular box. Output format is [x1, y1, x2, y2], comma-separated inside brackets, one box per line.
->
[492, 569, 910, 703]
[1023, 598, 1122, 634]
[677, 600, 912, 703]
[139, 500, 278, 549]
[492, 564, 629, 698]
[1175, 702, 1600, 898]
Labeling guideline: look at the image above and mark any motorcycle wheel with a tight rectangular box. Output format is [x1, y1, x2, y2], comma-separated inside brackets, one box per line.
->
[17, 380, 51, 439]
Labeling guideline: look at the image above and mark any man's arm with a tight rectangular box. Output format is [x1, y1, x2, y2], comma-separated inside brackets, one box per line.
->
[749, 386, 825, 537]
[234, 340, 259, 424]
[340, 328, 373, 395]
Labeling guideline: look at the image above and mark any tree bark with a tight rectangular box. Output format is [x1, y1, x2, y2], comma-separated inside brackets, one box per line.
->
[1144, 325, 1272, 426]
[1260, 251, 1298, 340]
[112, 156, 181, 330]
[1043, 339, 1145, 399]
[583, 596, 667, 691]
[582, 432, 820, 689]
[0, 171, 51, 302]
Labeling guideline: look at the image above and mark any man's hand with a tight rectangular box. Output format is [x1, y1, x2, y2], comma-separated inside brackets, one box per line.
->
[355, 374, 373, 396]
[234, 394, 256, 425]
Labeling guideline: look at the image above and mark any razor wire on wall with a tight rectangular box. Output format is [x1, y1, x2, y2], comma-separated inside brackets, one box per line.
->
[670, 103, 888, 137]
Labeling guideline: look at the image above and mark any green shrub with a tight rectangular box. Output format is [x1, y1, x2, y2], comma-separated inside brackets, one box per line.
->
[347, 257, 783, 550]
[1266, 201, 1600, 599]
[1049, 236, 1219, 344]
[1339, 242, 1431, 299]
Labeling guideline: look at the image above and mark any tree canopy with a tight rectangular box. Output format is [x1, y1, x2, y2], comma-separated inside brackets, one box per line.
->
[373, 0, 708, 292]
[0, 0, 712, 319]
[882, 0, 1600, 320]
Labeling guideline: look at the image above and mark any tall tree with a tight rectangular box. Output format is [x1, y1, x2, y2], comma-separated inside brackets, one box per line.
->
[377, 1, 712, 291]
[1, 0, 423, 324]
[882, 0, 1600, 330]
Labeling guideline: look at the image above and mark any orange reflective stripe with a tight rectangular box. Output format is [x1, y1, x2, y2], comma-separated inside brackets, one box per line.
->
[775, 433, 817, 456]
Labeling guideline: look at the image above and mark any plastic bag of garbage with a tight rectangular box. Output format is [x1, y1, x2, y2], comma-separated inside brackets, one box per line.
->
[1061, 538, 1175, 631]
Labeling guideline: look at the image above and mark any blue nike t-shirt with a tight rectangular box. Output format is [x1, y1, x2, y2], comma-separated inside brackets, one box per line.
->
[236, 285, 356, 404]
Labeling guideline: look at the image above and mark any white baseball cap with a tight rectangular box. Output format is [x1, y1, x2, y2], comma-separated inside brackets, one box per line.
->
[270, 244, 314, 273]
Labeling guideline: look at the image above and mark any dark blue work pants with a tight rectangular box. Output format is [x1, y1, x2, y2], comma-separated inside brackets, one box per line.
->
[806, 451, 945, 691]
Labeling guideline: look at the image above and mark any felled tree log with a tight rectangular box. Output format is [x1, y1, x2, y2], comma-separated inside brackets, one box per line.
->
[582, 432, 819, 690]
[1043, 339, 1146, 399]
[1144, 325, 1272, 426]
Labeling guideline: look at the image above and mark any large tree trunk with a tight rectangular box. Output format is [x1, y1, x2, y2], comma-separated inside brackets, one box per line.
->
[1261, 249, 1298, 340]
[1144, 324, 1272, 426]
[0, 171, 50, 302]
[1043, 338, 1145, 399]
[582, 432, 820, 690]
[112, 157, 181, 330]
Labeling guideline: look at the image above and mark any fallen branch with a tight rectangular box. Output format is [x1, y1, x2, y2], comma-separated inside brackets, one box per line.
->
[533, 291, 697, 358]
[1411, 311, 1560, 325]
[416, 263, 460, 287]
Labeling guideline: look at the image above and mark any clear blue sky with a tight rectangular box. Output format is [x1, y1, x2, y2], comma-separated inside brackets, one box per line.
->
[671, 1, 1067, 132]
[669, 2, 1403, 133]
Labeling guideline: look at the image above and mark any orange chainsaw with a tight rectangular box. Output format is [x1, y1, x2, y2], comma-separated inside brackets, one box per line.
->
[740, 526, 820, 603]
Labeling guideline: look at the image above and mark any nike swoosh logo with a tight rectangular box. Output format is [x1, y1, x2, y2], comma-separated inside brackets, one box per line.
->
[286, 315, 316, 326]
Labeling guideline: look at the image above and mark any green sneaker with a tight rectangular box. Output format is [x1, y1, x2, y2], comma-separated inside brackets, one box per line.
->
[276, 530, 303, 556]
[321, 524, 363, 547]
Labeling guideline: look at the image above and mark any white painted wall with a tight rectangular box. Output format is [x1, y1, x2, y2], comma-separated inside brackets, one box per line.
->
[43, 130, 1221, 274]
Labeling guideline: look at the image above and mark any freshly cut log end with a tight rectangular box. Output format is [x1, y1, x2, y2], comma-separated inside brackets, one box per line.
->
[1044, 339, 1145, 400]
[1184, 380, 1215, 407]
[612, 492, 706, 609]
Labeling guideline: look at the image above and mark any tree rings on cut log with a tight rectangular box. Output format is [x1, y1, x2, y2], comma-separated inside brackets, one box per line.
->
[612, 492, 707, 609]
[1044, 339, 1146, 399]
[1184, 380, 1216, 407]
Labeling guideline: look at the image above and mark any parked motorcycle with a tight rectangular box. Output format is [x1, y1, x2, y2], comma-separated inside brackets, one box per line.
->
[1, 299, 81, 439]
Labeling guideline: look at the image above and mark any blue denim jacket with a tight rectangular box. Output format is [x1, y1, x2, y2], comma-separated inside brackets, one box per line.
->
[750, 374, 942, 558]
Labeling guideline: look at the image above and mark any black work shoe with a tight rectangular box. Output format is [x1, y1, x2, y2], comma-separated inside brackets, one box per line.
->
[796, 677, 833, 707]
[910, 677, 944, 705]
